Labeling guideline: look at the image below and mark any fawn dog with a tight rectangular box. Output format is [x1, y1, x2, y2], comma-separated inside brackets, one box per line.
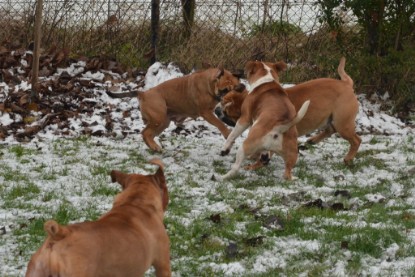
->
[26, 159, 171, 277]
[216, 57, 361, 168]
[220, 61, 310, 180]
[106, 67, 240, 152]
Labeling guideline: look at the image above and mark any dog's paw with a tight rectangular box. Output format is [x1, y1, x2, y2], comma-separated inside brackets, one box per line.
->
[149, 145, 163, 153]
[220, 149, 230, 156]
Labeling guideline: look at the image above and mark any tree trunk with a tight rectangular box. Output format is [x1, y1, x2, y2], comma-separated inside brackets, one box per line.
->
[365, 0, 385, 55]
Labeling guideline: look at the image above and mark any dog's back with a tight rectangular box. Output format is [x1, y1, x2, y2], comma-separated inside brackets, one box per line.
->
[284, 58, 357, 136]
[26, 160, 171, 277]
[243, 82, 296, 127]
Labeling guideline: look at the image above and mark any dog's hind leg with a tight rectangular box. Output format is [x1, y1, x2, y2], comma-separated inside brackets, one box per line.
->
[331, 105, 361, 163]
[307, 124, 335, 145]
[244, 152, 271, 170]
[223, 129, 266, 179]
[142, 126, 163, 152]
[142, 120, 170, 152]
[337, 127, 361, 164]
[281, 132, 299, 181]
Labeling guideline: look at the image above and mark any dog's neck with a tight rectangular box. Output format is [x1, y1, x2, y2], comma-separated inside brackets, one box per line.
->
[248, 63, 275, 93]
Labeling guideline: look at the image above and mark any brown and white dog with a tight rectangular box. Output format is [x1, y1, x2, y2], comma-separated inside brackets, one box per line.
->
[26, 159, 171, 277]
[220, 61, 310, 180]
[106, 68, 240, 152]
[216, 57, 361, 166]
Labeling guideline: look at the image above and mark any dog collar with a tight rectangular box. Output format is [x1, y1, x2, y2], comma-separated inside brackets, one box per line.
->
[248, 63, 275, 93]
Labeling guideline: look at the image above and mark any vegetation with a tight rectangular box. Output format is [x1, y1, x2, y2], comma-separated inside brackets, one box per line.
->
[317, 0, 415, 112]
[249, 20, 303, 37]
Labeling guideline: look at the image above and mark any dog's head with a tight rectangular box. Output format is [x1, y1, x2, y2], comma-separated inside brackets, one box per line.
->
[244, 60, 287, 84]
[215, 60, 287, 126]
[214, 84, 248, 127]
[110, 158, 169, 212]
[211, 66, 242, 99]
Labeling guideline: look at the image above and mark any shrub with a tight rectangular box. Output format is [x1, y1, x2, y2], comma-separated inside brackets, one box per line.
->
[250, 20, 303, 37]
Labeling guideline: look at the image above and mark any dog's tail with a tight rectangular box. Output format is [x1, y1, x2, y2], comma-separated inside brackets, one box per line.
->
[338, 57, 353, 87]
[105, 90, 139, 98]
[280, 100, 310, 133]
[44, 220, 70, 241]
[149, 158, 169, 211]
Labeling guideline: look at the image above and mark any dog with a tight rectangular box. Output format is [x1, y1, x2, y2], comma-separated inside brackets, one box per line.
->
[220, 61, 310, 180]
[25, 159, 171, 277]
[216, 57, 361, 167]
[106, 67, 240, 152]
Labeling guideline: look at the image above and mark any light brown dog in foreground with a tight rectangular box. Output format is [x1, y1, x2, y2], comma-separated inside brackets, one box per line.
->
[107, 68, 240, 152]
[220, 61, 310, 180]
[216, 57, 361, 167]
[26, 159, 171, 277]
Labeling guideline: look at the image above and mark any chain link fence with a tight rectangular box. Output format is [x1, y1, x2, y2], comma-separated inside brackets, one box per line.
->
[1, 1, 355, 77]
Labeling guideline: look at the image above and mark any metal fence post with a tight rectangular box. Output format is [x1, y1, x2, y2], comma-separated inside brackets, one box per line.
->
[31, 0, 43, 100]
[150, 0, 160, 64]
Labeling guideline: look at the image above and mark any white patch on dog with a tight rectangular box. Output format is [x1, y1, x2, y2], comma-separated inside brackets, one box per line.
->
[261, 126, 285, 155]
[248, 63, 275, 93]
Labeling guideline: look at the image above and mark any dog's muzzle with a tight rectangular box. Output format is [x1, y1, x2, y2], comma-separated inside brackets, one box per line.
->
[217, 88, 231, 99]
[215, 104, 236, 127]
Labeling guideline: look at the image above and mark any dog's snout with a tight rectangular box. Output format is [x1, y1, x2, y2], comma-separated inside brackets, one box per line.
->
[218, 87, 230, 97]
[215, 105, 224, 119]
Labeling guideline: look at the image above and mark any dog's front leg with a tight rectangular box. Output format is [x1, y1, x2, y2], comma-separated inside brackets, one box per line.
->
[200, 111, 231, 138]
[220, 121, 249, 156]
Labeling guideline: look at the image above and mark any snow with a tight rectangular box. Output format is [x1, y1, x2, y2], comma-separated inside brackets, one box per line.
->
[143, 62, 184, 90]
[56, 61, 86, 76]
[0, 112, 14, 126]
[1, 61, 415, 276]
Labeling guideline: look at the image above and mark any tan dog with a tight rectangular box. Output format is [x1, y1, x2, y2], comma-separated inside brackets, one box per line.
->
[26, 159, 171, 277]
[220, 61, 310, 180]
[107, 68, 240, 152]
[216, 57, 361, 166]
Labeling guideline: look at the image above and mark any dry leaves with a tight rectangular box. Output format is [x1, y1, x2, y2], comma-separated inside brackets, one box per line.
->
[0, 45, 145, 141]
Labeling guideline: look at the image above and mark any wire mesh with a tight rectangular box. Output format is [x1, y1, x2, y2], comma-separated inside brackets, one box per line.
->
[0, 0, 355, 75]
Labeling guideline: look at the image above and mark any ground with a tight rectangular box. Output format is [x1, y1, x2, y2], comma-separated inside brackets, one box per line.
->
[1, 56, 415, 276]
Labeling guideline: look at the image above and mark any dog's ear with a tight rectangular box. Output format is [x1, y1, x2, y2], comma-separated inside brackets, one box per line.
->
[110, 170, 131, 190]
[150, 158, 169, 211]
[44, 220, 70, 241]
[244, 61, 257, 77]
[214, 65, 225, 80]
[272, 61, 287, 73]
